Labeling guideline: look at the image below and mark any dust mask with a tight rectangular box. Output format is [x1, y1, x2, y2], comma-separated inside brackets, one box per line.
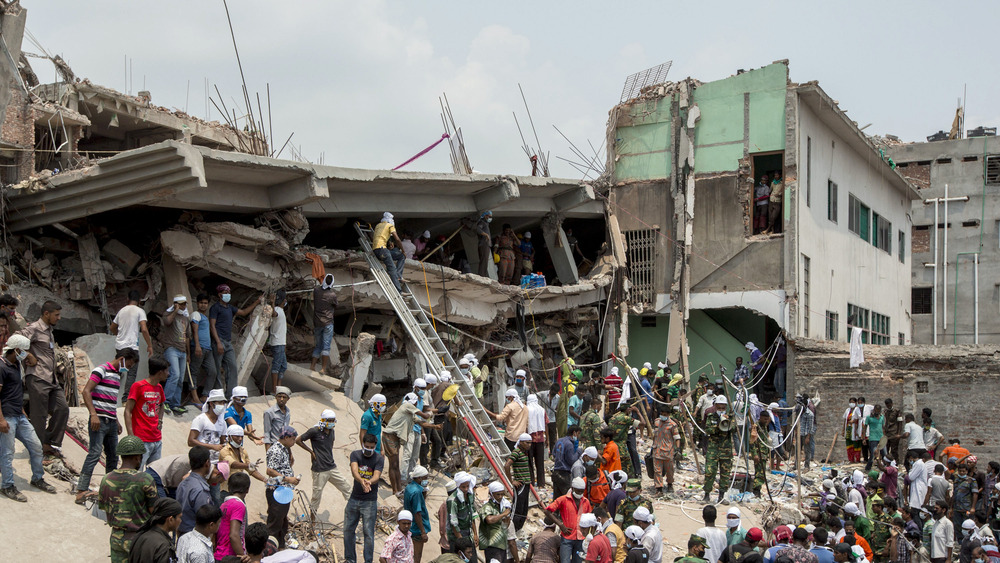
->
[222, 294, 232, 303]
[213, 405, 226, 416]
[572, 491, 584, 499]
[15, 350, 27, 362]
[727, 517, 741, 529]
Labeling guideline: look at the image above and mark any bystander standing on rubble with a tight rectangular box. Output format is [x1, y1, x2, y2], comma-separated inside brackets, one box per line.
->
[883, 399, 902, 462]
[18, 300, 69, 457]
[126, 357, 168, 468]
[405, 465, 431, 563]
[268, 289, 288, 393]
[262, 386, 292, 450]
[189, 388, 229, 503]
[310, 274, 337, 374]
[76, 347, 138, 503]
[161, 294, 192, 414]
[345, 431, 385, 563]
[632, 507, 662, 563]
[112, 291, 153, 400]
[265, 426, 299, 549]
[548, 477, 591, 563]
[0, 334, 57, 502]
[382, 510, 416, 563]
[650, 407, 680, 495]
[99, 435, 158, 563]
[190, 293, 216, 400]
[210, 284, 262, 395]
[298, 409, 352, 516]
[382, 392, 429, 493]
[360, 393, 386, 454]
[224, 387, 263, 446]
[495, 223, 519, 285]
[215, 472, 252, 560]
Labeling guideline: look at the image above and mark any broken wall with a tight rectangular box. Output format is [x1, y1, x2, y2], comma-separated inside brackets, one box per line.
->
[793, 338, 1000, 462]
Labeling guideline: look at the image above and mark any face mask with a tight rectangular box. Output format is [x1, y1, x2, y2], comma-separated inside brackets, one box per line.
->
[461, 555, 469, 563]
[213, 405, 226, 416]
[629, 493, 640, 501]
[849, 402, 856, 408]
[707, 390, 714, 397]
[15, 350, 27, 362]
[323, 422, 336, 430]
[727, 518, 741, 528]
[416, 389, 424, 398]
[362, 446, 375, 456]
[421, 479, 430, 488]
[457, 490, 466, 502]
[962, 529, 971, 537]
[461, 367, 470, 375]
[586, 459, 595, 466]
[230, 439, 242, 449]
[572, 491, 583, 499]
[660, 415, 669, 421]
[222, 293, 231, 303]
[975, 559, 985, 563]
[487, 217, 493, 223]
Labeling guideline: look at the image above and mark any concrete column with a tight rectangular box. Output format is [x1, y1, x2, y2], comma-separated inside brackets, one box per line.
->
[459, 228, 497, 280]
[161, 255, 191, 304]
[344, 332, 375, 403]
[541, 214, 579, 284]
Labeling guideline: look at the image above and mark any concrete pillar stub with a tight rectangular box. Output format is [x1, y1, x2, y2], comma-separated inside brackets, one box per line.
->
[541, 213, 579, 284]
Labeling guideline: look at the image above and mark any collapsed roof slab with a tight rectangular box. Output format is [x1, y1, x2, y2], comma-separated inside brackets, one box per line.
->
[6, 139, 603, 230]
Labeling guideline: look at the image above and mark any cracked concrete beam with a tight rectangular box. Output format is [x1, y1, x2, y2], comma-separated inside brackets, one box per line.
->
[473, 177, 519, 210]
[553, 184, 595, 212]
[268, 174, 328, 209]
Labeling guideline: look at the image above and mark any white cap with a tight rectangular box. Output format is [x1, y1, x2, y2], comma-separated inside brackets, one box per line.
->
[505, 389, 518, 398]
[727, 507, 741, 517]
[610, 367, 619, 375]
[571, 477, 586, 490]
[805, 524, 816, 533]
[625, 525, 644, 541]
[173, 294, 187, 303]
[578, 513, 598, 528]
[440, 370, 451, 379]
[411, 465, 429, 479]
[524, 231, 531, 239]
[226, 424, 244, 437]
[382, 212, 394, 223]
[426, 374, 439, 384]
[232, 386, 249, 398]
[527, 394, 539, 404]
[963, 519, 977, 530]
[631, 367, 638, 376]
[714, 395, 728, 405]
[515, 369, 526, 377]
[844, 502, 860, 515]
[2, 334, 29, 354]
[518, 433, 532, 443]
[404, 393, 419, 405]
[459, 357, 471, 366]
[632, 506, 654, 523]
[658, 362, 667, 368]
[455, 472, 473, 485]
[488, 481, 506, 494]
[414, 378, 427, 388]
[207, 389, 226, 403]
[445, 480, 458, 492]
[583, 446, 599, 459]
[422, 230, 431, 238]
[823, 479, 835, 491]
[397, 510, 412, 522]
[321, 409, 336, 420]
[745, 342, 755, 350]
[370, 393, 387, 404]
[768, 402, 779, 410]
[643, 362, 652, 370]
[610, 470, 628, 484]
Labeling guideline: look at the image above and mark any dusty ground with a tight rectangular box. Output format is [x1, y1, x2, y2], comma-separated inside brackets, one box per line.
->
[4, 380, 797, 562]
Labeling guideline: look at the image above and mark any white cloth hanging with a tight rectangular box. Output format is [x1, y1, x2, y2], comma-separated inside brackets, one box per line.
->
[850, 326, 865, 368]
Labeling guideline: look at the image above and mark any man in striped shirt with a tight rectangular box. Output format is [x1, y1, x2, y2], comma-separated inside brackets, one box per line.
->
[76, 348, 139, 503]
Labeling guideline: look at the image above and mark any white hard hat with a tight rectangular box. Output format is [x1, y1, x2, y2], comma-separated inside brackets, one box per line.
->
[413, 378, 427, 388]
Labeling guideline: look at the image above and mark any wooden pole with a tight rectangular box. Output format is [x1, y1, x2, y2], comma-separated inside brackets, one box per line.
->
[824, 429, 841, 465]
[610, 354, 654, 441]
[419, 226, 464, 263]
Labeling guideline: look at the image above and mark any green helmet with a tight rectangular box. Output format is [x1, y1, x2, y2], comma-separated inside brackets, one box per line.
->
[118, 435, 147, 457]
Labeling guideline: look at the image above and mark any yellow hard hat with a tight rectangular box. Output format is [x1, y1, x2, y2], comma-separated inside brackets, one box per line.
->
[442, 383, 460, 402]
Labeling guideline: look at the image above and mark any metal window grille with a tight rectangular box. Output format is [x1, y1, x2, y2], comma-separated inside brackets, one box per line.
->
[620, 61, 673, 103]
[826, 311, 839, 341]
[912, 287, 932, 315]
[624, 229, 657, 305]
[986, 155, 1000, 186]
[802, 255, 810, 337]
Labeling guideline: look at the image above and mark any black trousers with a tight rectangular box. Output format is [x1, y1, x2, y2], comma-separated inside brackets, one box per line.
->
[266, 487, 290, 548]
[25, 374, 68, 448]
[529, 441, 546, 486]
[552, 469, 571, 498]
[513, 483, 529, 531]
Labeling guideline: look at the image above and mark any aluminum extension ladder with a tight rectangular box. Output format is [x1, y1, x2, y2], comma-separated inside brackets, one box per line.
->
[354, 223, 513, 487]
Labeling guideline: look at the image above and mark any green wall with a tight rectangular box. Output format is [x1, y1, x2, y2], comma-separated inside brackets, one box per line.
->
[611, 63, 789, 182]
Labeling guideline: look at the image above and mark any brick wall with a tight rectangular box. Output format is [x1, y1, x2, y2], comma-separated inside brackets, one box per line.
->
[1, 89, 35, 182]
[792, 338, 1000, 463]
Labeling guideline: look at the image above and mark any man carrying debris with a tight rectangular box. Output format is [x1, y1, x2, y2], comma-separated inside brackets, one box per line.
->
[161, 294, 192, 415]
[0, 334, 58, 502]
[111, 290, 154, 400]
[99, 435, 158, 563]
[311, 274, 338, 374]
[77, 347, 139, 504]
[18, 300, 69, 457]
[373, 212, 408, 292]
[702, 395, 734, 503]
[209, 284, 262, 395]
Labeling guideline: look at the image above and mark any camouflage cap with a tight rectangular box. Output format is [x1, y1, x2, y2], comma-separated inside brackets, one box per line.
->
[118, 435, 146, 456]
[626, 478, 642, 491]
[689, 534, 708, 548]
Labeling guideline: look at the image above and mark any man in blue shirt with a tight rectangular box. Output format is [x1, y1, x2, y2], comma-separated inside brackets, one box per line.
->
[209, 283, 261, 395]
[360, 394, 385, 454]
[568, 387, 584, 427]
[176, 446, 227, 535]
[404, 465, 431, 563]
[551, 425, 581, 498]
[809, 527, 835, 563]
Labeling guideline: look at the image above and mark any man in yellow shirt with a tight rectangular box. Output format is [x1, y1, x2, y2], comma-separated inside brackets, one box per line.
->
[373, 212, 407, 292]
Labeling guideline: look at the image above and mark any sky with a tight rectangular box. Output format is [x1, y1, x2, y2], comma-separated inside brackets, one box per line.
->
[22, 1, 1000, 179]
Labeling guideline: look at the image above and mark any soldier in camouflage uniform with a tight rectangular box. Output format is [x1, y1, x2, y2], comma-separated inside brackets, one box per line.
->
[748, 411, 770, 496]
[579, 394, 604, 451]
[702, 394, 734, 502]
[98, 435, 158, 563]
[608, 403, 637, 477]
[674, 534, 709, 563]
[868, 496, 892, 563]
[614, 478, 653, 530]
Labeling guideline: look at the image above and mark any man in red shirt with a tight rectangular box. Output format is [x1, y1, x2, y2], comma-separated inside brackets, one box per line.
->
[580, 512, 613, 563]
[126, 357, 168, 467]
[547, 477, 592, 563]
[604, 368, 623, 409]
